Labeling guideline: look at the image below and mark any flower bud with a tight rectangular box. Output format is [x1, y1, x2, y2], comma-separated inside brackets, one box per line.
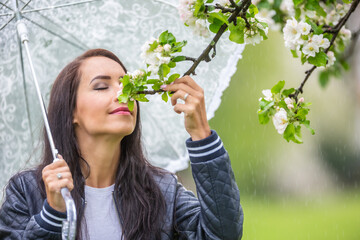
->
[298, 97, 304, 103]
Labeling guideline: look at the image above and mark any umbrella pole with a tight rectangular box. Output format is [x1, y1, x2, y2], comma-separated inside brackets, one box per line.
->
[13, 1, 77, 239]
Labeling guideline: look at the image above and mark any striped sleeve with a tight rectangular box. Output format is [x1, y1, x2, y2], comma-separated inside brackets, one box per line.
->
[186, 130, 226, 163]
[34, 199, 67, 232]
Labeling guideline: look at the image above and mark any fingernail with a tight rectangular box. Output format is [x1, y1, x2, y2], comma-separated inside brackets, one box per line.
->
[160, 85, 167, 90]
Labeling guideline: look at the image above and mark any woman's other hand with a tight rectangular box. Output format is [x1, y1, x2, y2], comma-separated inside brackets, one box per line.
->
[162, 75, 211, 141]
[42, 154, 74, 212]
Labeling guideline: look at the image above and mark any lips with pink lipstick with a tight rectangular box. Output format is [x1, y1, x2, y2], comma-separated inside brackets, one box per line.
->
[110, 107, 131, 115]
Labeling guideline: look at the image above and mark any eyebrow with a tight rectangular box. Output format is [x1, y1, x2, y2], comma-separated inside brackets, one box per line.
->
[89, 75, 123, 85]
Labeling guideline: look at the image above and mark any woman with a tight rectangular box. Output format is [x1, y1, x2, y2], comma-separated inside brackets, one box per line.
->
[0, 49, 243, 239]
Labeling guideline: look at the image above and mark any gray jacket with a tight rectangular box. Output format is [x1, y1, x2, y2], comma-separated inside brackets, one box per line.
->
[0, 131, 243, 239]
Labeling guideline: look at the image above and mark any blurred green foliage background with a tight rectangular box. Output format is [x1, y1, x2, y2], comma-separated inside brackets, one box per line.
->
[178, 31, 360, 240]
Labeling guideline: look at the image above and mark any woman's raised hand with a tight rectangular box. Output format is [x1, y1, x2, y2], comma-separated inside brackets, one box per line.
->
[162, 75, 211, 141]
[42, 154, 74, 212]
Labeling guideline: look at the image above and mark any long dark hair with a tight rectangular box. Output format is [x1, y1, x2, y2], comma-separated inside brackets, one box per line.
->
[36, 49, 166, 239]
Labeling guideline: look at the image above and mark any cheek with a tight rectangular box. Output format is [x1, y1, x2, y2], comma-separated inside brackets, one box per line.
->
[75, 93, 107, 124]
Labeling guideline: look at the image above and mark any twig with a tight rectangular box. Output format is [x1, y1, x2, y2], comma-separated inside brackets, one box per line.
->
[290, 0, 360, 100]
[214, 3, 235, 13]
[136, 90, 165, 95]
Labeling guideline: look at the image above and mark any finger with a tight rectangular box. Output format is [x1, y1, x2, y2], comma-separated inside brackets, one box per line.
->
[43, 166, 71, 178]
[165, 82, 199, 98]
[174, 75, 203, 92]
[44, 158, 68, 171]
[170, 89, 188, 106]
[173, 102, 197, 116]
[43, 171, 73, 184]
[47, 178, 74, 193]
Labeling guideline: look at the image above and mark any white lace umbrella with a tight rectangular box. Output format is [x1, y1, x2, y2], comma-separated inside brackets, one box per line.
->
[0, 0, 244, 187]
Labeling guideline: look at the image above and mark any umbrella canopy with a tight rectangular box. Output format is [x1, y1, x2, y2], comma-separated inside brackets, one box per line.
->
[0, 0, 244, 189]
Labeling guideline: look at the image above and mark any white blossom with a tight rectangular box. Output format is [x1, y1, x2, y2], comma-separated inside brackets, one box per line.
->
[340, 27, 351, 41]
[262, 89, 273, 101]
[257, 9, 279, 31]
[154, 45, 164, 53]
[302, 42, 319, 57]
[164, 44, 172, 52]
[326, 51, 336, 67]
[193, 19, 210, 38]
[280, 0, 295, 16]
[285, 97, 294, 109]
[298, 21, 311, 36]
[218, 0, 231, 7]
[312, 34, 330, 49]
[147, 64, 159, 74]
[272, 108, 289, 134]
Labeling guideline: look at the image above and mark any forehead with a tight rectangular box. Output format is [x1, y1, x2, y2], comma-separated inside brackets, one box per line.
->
[80, 56, 125, 81]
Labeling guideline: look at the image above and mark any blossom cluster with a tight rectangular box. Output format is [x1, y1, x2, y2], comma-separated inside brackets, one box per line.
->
[178, 0, 210, 37]
[244, 18, 269, 45]
[140, 38, 172, 74]
[258, 81, 314, 143]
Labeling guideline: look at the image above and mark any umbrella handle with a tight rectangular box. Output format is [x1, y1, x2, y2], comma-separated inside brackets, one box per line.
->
[53, 157, 77, 240]
[60, 187, 77, 240]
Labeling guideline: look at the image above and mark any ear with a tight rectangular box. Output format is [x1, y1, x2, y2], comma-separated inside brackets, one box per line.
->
[73, 109, 79, 125]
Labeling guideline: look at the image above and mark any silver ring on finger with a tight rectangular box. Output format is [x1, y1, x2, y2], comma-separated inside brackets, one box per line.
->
[57, 173, 62, 180]
[183, 93, 189, 101]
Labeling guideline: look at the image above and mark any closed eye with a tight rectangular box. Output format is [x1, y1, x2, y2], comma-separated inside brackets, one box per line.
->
[95, 87, 108, 90]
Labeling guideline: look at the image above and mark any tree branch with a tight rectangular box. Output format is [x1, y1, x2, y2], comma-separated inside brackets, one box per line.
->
[290, 0, 360, 100]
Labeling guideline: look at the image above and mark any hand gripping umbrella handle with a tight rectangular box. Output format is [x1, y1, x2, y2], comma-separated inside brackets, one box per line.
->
[54, 158, 77, 240]
[14, 9, 77, 239]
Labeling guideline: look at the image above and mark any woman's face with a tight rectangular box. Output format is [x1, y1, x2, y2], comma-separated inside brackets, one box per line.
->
[73, 56, 137, 139]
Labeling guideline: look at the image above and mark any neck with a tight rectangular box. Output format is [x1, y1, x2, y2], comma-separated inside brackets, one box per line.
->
[77, 132, 122, 188]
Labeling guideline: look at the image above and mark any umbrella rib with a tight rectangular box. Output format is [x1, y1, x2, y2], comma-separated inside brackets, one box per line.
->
[0, 0, 11, 10]
[17, 34, 35, 146]
[20, 0, 100, 14]
[18, 0, 90, 50]
[20, 0, 32, 11]
[0, 2, 13, 11]
[0, 15, 15, 31]
[0, 12, 14, 17]
[23, 16, 86, 51]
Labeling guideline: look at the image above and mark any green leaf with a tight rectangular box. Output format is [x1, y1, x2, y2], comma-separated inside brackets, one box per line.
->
[248, 4, 259, 17]
[228, 20, 246, 44]
[168, 61, 176, 68]
[147, 79, 160, 84]
[162, 92, 168, 102]
[319, 71, 330, 88]
[127, 100, 135, 111]
[159, 30, 169, 45]
[296, 108, 309, 121]
[271, 80, 285, 94]
[303, 120, 315, 135]
[282, 88, 295, 97]
[301, 52, 307, 64]
[159, 64, 170, 78]
[172, 40, 187, 53]
[194, 0, 205, 17]
[208, 12, 229, 24]
[308, 51, 328, 67]
[120, 75, 130, 85]
[122, 84, 133, 94]
[118, 93, 129, 103]
[294, 125, 303, 144]
[259, 99, 275, 112]
[305, 19, 323, 34]
[209, 18, 224, 33]
[167, 73, 180, 84]
[291, 49, 299, 58]
[293, 0, 304, 7]
[283, 123, 295, 142]
[172, 56, 186, 62]
[152, 83, 162, 90]
[149, 40, 158, 51]
[167, 32, 176, 44]
[258, 110, 270, 124]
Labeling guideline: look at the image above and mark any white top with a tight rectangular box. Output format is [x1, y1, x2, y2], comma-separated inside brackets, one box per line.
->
[81, 184, 122, 240]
